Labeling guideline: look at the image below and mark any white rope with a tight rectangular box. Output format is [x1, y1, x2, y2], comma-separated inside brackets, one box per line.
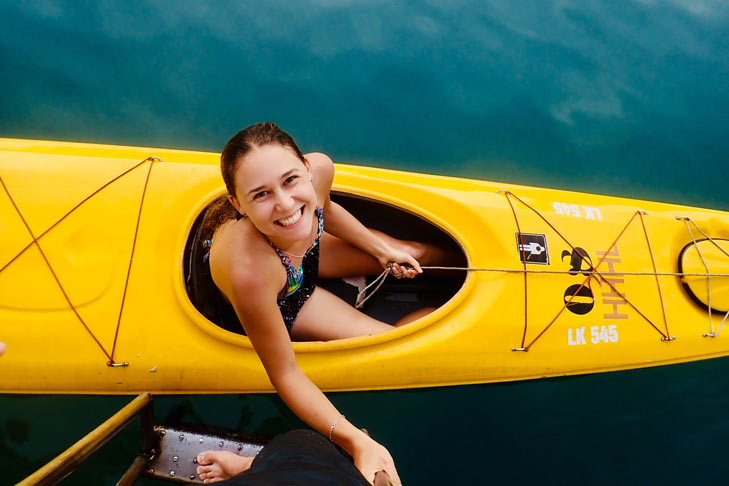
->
[353, 215, 728, 342]
[716, 308, 729, 337]
[355, 264, 393, 309]
[419, 266, 729, 277]
[678, 216, 729, 336]
[685, 219, 729, 259]
[353, 264, 729, 310]
[681, 217, 714, 335]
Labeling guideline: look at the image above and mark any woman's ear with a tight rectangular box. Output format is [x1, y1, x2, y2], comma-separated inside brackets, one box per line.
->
[228, 195, 244, 216]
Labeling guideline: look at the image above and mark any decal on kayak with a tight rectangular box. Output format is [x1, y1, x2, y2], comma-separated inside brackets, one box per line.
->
[561, 247, 593, 276]
[561, 247, 596, 315]
[563, 284, 595, 315]
[553, 201, 603, 221]
[502, 191, 676, 351]
[568, 325, 619, 345]
[515, 233, 549, 264]
[597, 246, 629, 320]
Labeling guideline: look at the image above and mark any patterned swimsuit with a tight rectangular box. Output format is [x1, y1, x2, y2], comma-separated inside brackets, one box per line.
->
[266, 207, 324, 331]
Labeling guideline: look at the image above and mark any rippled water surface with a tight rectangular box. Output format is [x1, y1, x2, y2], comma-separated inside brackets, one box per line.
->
[2, 1, 729, 484]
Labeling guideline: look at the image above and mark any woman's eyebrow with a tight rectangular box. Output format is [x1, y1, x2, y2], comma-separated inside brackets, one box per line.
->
[247, 184, 267, 196]
[246, 169, 300, 196]
[280, 168, 298, 179]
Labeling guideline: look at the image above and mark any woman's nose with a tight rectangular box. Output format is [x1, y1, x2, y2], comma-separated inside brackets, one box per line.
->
[274, 190, 295, 211]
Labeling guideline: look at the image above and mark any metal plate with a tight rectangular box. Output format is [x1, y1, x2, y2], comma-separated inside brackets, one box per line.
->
[144, 426, 265, 483]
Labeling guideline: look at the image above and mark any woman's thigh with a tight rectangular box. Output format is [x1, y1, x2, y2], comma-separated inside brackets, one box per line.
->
[289, 286, 392, 341]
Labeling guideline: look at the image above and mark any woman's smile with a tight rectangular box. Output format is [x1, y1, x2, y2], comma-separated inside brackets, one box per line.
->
[275, 206, 305, 227]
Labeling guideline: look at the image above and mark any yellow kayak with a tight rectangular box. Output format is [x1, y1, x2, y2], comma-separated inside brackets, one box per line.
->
[1, 138, 727, 395]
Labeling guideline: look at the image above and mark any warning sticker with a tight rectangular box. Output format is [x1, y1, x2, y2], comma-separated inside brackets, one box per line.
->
[515, 233, 549, 264]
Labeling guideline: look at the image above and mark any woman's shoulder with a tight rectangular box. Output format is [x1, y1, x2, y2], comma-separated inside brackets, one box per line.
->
[210, 219, 283, 292]
[306, 152, 334, 181]
[306, 152, 334, 201]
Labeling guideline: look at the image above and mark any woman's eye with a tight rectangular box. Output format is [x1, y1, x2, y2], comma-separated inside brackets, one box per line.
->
[253, 191, 267, 200]
[284, 175, 298, 185]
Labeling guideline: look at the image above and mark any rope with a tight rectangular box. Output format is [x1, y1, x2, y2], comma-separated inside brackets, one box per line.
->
[682, 218, 712, 334]
[354, 265, 729, 311]
[638, 211, 670, 338]
[355, 198, 728, 349]
[504, 192, 529, 348]
[355, 263, 392, 308]
[716, 308, 729, 338]
[681, 218, 729, 259]
[0, 156, 162, 366]
[0, 173, 114, 362]
[677, 216, 729, 336]
[0, 158, 150, 274]
[110, 157, 160, 362]
[419, 266, 729, 277]
[502, 195, 672, 346]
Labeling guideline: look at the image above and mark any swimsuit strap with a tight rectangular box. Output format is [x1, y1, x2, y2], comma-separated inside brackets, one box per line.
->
[313, 206, 324, 242]
[268, 207, 324, 296]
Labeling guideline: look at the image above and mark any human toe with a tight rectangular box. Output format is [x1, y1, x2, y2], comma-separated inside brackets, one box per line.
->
[197, 465, 212, 478]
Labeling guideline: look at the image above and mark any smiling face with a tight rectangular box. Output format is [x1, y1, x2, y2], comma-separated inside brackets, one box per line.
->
[230, 143, 317, 246]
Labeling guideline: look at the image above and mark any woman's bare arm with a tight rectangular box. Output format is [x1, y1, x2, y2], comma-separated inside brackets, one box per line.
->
[223, 256, 400, 485]
[306, 152, 421, 278]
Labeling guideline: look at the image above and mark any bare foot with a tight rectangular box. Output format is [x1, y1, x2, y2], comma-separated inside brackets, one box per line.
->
[196, 450, 255, 483]
[0, 341, 5, 356]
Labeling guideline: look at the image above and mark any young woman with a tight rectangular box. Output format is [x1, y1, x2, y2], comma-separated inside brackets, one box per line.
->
[196, 122, 443, 484]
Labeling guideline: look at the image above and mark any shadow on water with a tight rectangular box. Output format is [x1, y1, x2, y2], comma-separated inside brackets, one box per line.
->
[3, 356, 729, 484]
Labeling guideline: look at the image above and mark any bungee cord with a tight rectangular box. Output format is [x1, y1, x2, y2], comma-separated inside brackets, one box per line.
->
[357, 193, 727, 350]
[110, 157, 161, 363]
[0, 173, 115, 363]
[678, 216, 729, 337]
[0, 156, 163, 366]
[3, 160, 727, 360]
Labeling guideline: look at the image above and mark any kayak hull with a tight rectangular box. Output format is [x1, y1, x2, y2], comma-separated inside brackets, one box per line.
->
[1, 138, 728, 394]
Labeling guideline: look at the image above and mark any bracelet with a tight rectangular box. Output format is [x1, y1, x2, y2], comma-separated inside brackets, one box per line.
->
[329, 414, 345, 441]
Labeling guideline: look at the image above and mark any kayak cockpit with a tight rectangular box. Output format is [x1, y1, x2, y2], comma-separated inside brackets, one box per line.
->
[183, 192, 467, 337]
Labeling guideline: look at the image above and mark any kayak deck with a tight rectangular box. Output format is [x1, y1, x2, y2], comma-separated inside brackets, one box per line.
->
[1, 138, 729, 394]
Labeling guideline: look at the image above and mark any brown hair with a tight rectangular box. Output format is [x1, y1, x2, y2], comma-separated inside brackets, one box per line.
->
[200, 122, 306, 240]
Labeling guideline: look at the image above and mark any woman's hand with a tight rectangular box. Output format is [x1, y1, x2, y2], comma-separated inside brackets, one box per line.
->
[376, 244, 422, 279]
[352, 435, 402, 486]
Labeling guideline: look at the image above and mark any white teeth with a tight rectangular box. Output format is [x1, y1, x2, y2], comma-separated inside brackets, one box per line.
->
[277, 207, 303, 227]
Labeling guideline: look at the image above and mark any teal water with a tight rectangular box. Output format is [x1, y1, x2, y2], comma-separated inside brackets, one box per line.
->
[2, 1, 729, 484]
